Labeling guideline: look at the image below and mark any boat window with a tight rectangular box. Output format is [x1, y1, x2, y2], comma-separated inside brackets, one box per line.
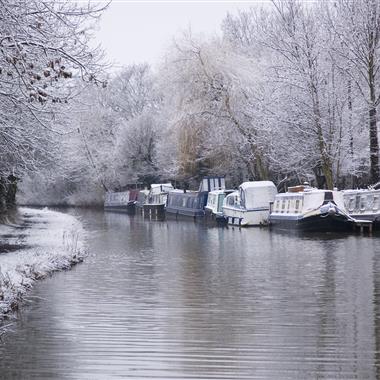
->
[287, 199, 291, 213]
[295, 199, 300, 213]
[275, 200, 280, 212]
[373, 195, 379, 211]
[348, 197, 355, 212]
[281, 199, 286, 213]
[218, 194, 225, 212]
[360, 196, 366, 211]
[240, 189, 246, 208]
[324, 191, 333, 201]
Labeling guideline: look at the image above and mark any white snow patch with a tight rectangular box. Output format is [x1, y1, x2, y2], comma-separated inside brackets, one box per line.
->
[0, 207, 86, 323]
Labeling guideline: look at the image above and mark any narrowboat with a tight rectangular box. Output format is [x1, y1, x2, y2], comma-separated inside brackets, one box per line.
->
[343, 186, 380, 227]
[204, 189, 234, 224]
[166, 176, 225, 219]
[269, 185, 356, 231]
[136, 183, 174, 216]
[222, 181, 277, 226]
[104, 189, 139, 214]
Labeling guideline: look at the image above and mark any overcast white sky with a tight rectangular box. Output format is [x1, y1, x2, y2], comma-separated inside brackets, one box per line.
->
[94, 1, 264, 70]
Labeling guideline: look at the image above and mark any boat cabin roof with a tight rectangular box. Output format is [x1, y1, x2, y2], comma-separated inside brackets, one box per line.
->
[150, 183, 173, 194]
[169, 189, 199, 195]
[276, 188, 330, 198]
[208, 189, 235, 196]
[240, 181, 276, 191]
[151, 183, 173, 189]
[343, 188, 380, 195]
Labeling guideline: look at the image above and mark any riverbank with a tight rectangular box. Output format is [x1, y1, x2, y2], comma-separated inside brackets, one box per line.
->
[0, 207, 86, 327]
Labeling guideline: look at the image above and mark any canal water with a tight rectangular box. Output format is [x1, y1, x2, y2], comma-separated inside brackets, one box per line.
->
[1, 209, 380, 379]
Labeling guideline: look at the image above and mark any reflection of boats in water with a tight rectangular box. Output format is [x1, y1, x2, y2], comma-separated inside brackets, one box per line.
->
[269, 185, 358, 232]
[166, 177, 225, 219]
[343, 183, 380, 228]
[104, 190, 139, 214]
[222, 181, 277, 226]
[136, 184, 174, 217]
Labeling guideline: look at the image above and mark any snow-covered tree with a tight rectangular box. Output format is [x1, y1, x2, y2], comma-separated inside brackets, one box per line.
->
[1, 0, 106, 208]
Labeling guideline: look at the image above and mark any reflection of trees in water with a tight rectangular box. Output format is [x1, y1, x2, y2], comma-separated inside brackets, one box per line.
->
[265, 232, 377, 378]
[2, 209, 379, 379]
[372, 239, 380, 380]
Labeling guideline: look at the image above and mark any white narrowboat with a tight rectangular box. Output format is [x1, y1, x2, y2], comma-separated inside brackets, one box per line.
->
[269, 185, 355, 231]
[343, 187, 380, 227]
[222, 181, 277, 226]
[137, 183, 174, 216]
[204, 189, 234, 224]
[148, 184, 174, 205]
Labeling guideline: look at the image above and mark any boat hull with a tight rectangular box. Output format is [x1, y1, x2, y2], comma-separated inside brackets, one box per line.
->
[104, 202, 136, 214]
[166, 206, 205, 219]
[223, 207, 270, 226]
[347, 213, 380, 229]
[269, 213, 354, 232]
[204, 208, 227, 226]
[137, 203, 165, 216]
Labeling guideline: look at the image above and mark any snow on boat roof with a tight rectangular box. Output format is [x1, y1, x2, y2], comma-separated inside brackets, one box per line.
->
[151, 183, 173, 189]
[208, 189, 235, 195]
[276, 189, 333, 197]
[106, 190, 129, 196]
[239, 181, 276, 190]
[169, 189, 198, 194]
[343, 188, 380, 193]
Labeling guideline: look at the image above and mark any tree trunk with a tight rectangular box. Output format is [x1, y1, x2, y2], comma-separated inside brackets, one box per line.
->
[311, 85, 334, 189]
[368, 17, 379, 184]
[369, 105, 379, 183]
[254, 151, 269, 180]
[6, 175, 18, 208]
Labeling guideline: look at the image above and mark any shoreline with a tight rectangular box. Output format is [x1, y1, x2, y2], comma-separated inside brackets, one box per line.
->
[0, 207, 86, 328]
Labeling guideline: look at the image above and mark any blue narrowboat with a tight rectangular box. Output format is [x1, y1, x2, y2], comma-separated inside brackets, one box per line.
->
[166, 176, 225, 219]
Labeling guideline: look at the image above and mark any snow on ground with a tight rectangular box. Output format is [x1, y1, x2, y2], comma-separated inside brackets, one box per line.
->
[0, 207, 86, 324]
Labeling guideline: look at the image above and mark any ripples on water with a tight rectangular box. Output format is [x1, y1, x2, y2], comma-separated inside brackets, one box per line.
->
[1, 209, 380, 379]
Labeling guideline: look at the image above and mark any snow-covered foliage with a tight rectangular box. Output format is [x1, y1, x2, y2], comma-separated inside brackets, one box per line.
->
[0, 0, 106, 209]
[18, 0, 380, 203]
[0, 208, 86, 320]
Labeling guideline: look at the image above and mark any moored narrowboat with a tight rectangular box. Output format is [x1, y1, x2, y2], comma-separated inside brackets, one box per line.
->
[136, 183, 174, 216]
[269, 185, 356, 232]
[343, 187, 380, 227]
[204, 189, 234, 224]
[166, 176, 225, 219]
[104, 190, 138, 214]
[222, 181, 277, 226]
